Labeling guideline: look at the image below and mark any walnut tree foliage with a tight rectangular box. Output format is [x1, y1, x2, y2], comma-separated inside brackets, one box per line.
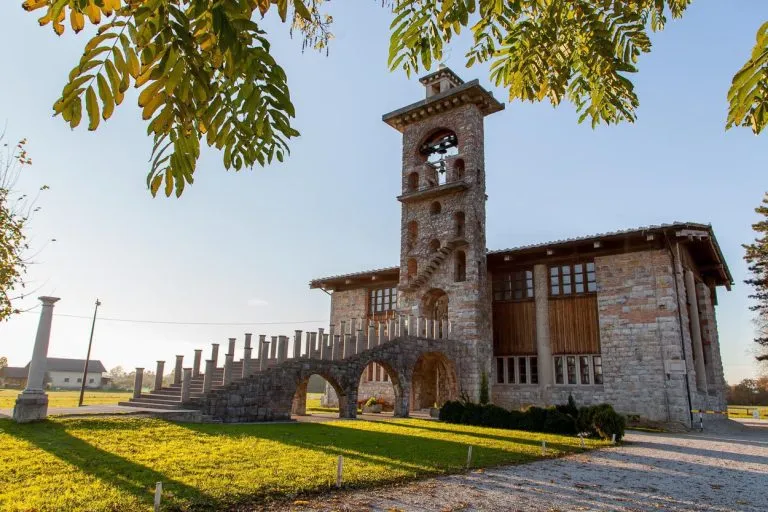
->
[21, 0, 768, 197]
[744, 193, 768, 362]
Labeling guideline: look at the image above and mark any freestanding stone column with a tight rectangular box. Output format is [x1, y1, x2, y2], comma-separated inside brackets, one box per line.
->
[277, 336, 287, 362]
[260, 340, 270, 370]
[323, 334, 331, 360]
[685, 269, 708, 391]
[398, 315, 406, 337]
[174, 355, 184, 384]
[154, 361, 165, 390]
[203, 360, 214, 393]
[228, 337, 236, 357]
[244, 333, 253, 349]
[132, 368, 144, 399]
[293, 330, 303, 359]
[211, 343, 219, 368]
[310, 332, 318, 359]
[426, 319, 434, 339]
[317, 329, 325, 357]
[257, 335, 265, 362]
[378, 322, 385, 346]
[534, 264, 553, 388]
[192, 349, 202, 378]
[333, 334, 342, 361]
[181, 368, 192, 403]
[368, 324, 376, 348]
[223, 354, 234, 385]
[13, 296, 60, 423]
[242, 347, 252, 378]
[356, 330, 365, 354]
[319, 332, 327, 360]
[270, 336, 278, 360]
[344, 334, 354, 358]
[388, 319, 396, 341]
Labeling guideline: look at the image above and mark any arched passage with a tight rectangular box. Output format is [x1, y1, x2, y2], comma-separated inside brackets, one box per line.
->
[291, 371, 344, 418]
[354, 358, 408, 417]
[410, 351, 458, 411]
[422, 288, 449, 333]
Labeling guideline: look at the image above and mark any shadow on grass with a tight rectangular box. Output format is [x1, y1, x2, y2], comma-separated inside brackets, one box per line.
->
[2, 418, 216, 510]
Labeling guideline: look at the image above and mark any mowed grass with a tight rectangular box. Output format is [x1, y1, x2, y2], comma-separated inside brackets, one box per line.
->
[0, 416, 607, 511]
[0, 389, 132, 409]
[728, 405, 768, 419]
[306, 392, 338, 414]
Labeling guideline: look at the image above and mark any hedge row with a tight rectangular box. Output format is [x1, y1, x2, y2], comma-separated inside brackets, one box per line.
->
[439, 399, 625, 441]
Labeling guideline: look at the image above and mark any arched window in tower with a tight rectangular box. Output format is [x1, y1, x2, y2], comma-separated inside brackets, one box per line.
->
[454, 212, 465, 238]
[429, 239, 441, 253]
[407, 258, 418, 280]
[454, 250, 466, 282]
[453, 159, 465, 181]
[430, 201, 442, 215]
[407, 172, 419, 192]
[406, 221, 418, 251]
[419, 129, 458, 186]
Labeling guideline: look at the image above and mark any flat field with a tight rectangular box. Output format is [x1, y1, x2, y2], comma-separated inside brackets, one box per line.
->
[727, 405, 768, 419]
[0, 416, 606, 511]
[0, 389, 132, 409]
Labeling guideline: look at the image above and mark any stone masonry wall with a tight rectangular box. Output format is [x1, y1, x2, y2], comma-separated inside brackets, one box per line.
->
[596, 249, 693, 426]
[697, 282, 728, 412]
[330, 288, 368, 329]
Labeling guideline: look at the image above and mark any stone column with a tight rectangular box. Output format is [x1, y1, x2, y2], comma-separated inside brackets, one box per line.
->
[228, 338, 236, 357]
[320, 332, 327, 360]
[534, 264, 553, 388]
[293, 330, 303, 359]
[378, 322, 385, 346]
[13, 296, 60, 422]
[333, 334, 342, 361]
[328, 325, 335, 352]
[181, 368, 192, 403]
[416, 317, 423, 337]
[317, 329, 325, 357]
[398, 315, 406, 337]
[154, 361, 165, 390]
[174, 355, 184, 384]
[310, 332, 318, 359]
[244, 333, 253, 349]
[356, 330, 365, 354]
[685, 269, 708, 391]
[211, 343, 219, 368]
[441, 320, 449, 339]
[223, 354, 234, 385]
[323, 334, 331, 360]
[277, 336, 287, 363]
[242, 347, 252, 378]
[426, 319, 434, 339]
[132, 368, 144, 399]
[339, 321, 346, 343]
[388, 319, 396, 341]
[192, 349, 202, 378]
[203, 360, 214, 393]
[259, 340, 270, 371]
[257, 335, 266, 362]
[368, 324, 377, 348]
[344, 334, 354, 358]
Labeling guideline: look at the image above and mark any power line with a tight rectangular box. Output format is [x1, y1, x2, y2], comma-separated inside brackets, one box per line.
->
[21, 311, 325, 326]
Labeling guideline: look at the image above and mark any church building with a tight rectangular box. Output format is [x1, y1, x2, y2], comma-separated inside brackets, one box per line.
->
[310, 67, 732, 428]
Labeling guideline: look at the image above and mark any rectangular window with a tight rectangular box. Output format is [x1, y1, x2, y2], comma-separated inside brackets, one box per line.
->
[64, 377, 70, 383]
[492, 270, 534, 301]
[507, 357, 515, 384]
[530, 357, 538, 384]
[579, 356, 590, 384]
[369, 287, 397, 315]
[89, 378, 94, 384]
[496, 358, 505, 384]
[554, 356, 564, 384]
[77, 378, 82, 383]
[566, 356, 577, 384]
[593, 356, 603, 384]
[550, 261, 596, 296]
[367, 365, 374, 382]
[518, 357, 528, 384]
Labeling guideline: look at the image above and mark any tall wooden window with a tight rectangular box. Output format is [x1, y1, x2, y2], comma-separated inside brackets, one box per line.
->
[493, 270, 534, 301]
[369, 287, 396, 315]
[550, 262, 596, 296]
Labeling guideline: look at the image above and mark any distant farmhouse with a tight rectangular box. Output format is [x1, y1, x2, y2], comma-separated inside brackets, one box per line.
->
[0, 358, 107, 390]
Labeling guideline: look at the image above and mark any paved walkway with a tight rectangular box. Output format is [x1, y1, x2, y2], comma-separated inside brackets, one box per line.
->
[0, 404, 199, 419]
[277, 420, 768, 512]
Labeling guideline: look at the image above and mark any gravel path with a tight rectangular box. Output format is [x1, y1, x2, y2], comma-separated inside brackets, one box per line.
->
[275, 421, 768, 512]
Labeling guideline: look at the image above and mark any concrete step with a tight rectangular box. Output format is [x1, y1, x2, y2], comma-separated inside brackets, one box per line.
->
[120, 400, 185, 410]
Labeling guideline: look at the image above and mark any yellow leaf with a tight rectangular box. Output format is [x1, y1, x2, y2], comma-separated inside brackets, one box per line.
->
[85, 4, 101, 24]
[22, 0, 47, 12]
[138, 79, 165, 107]
[85, 86, 100, 130]
[70, 10, 85, 33]
[142, 92, 165, 120]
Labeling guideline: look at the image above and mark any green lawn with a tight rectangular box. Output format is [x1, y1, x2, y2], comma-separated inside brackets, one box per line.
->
[0, 416, 607, 511]
[0, 389, 132, 409]
[728, 405, 768, 419]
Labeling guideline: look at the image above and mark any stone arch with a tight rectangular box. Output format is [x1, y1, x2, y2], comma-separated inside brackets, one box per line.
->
[353, 357, 408, 417]
[418, 128, 458, 160]
[290, 368, 347, 418]
[410, 351, 459, 410]
[407, 171, 419, 192]
[422, 288, 448, 322]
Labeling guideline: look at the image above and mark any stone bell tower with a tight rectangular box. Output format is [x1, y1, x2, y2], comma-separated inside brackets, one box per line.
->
[382, 66, 504, 398]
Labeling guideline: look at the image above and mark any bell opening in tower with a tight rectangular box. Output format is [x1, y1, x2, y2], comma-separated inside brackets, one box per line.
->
[420, 129, 458, 186]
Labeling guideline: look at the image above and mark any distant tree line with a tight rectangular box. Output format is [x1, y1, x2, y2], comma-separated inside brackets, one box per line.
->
[727, 377, 768, 406]
[106, 366, 173, 390]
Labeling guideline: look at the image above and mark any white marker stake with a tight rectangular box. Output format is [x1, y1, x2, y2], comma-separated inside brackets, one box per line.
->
[579, 434, 585, 448]
[466, 446, 473, 468]
[541, 441, 546, 455]
[154, 482, 162, 512]
[336, 455, 343, 488]
[611, 433, 616, 445]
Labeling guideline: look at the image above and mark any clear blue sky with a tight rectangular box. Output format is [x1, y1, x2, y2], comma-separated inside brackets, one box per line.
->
[1, 2, 765, 383]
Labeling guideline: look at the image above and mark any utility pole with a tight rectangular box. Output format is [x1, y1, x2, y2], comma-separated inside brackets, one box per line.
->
[78, 298, 101, 407]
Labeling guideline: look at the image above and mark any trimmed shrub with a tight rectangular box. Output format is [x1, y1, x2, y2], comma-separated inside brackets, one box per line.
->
[460, 402, 484, 426]
[592, 405, 626, 441]
[480, 404, 510, 428]
[543, 409, 578, 435]
[520, 406, 548, 431]
[556, 394, 579, 419]
[506, 410, 526, 430]
[439, 400, 465, 423]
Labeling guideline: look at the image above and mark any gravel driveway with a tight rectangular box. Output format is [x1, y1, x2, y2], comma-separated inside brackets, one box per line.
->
[275, 420, 768, 512]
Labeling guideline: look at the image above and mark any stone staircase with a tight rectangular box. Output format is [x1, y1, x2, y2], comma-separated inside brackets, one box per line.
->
[406, 238, 466, 292]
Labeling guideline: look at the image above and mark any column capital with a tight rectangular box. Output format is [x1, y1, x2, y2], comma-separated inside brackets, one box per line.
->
[38, 296, 60, 306]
